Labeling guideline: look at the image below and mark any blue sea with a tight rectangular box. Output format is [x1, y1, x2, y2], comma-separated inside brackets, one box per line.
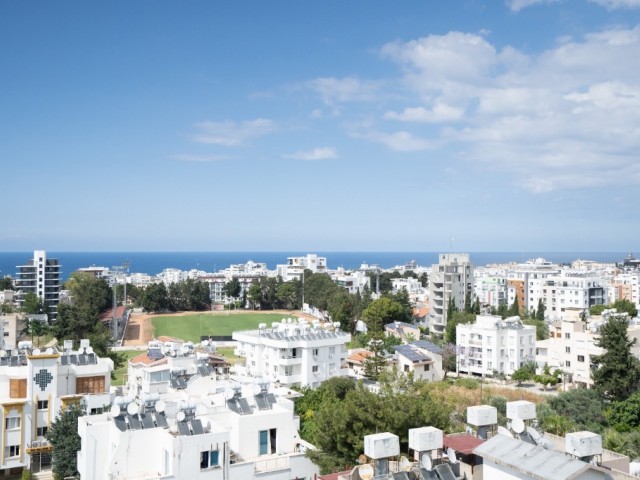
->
[0, 251, 628, 281]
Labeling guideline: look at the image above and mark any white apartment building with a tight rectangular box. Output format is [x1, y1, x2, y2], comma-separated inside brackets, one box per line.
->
[0, 315, 19, 350]
[333, 269, 370, 295]
[232, 320, 350, 388]
[506, 258, 560, 315]
[14, 250, 61, 320]
[391, 277, 422, 296]
[204, 274, 262, 305]
[276, 254, 327, 282]
[457, 315, 536, 377]
[474, 275, 508, 310]
[428, 254, 474, 334]
[608, 271, 640, 309]
[541, 272, 606, 321]
[77, 341, 318, 480]
[0, 339, 113, 476]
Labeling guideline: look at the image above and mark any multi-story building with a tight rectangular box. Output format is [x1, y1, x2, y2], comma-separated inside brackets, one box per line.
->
[457, 314, 536, 376]
[14, 250, 61, 321]
[0, 339, 113, 476]
[541, 272, 606, 321]
[474, 275, 508, 310]
[276, 254, 327, 282]
[333, 269, 370, 295]
[77, 340, 318, 480]
[428, 254, 474, 334]
[505, 258, 560, 315]
[232, 320, 350, 388]
[0, 314, 19, 350]
[608, 271, 640, 309]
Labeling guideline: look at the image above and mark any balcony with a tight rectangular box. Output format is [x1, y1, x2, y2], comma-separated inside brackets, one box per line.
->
[279, 355, 302, 366]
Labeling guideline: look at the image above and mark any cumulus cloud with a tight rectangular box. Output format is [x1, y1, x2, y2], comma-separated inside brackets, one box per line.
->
[353, 130, 433, 152]
[190, 118, 275, 146]
[307, 76, 380, 105]
[375, 26, 640, 192]
[505, 0, 561, 12]
[589, 0, 640, 8]
[283, 147, 338, 161]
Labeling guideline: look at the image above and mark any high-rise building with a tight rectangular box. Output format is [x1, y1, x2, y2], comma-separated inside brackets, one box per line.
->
[15, 250, 61, 320]
[428, 253, 474, 334]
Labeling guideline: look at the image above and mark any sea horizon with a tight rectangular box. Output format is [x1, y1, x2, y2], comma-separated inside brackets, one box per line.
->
[0, 251, 630, 281]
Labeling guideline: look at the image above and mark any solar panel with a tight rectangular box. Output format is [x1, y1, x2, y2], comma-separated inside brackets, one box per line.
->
[198, 366, 209, 377]
[19, 355, 26, 365]
[177, 421, 191, 436]
[392, 472, 410, 480]
[70, 355, 78, 365]
[177, 378, 187, 389]
[415, 468, 438, 480]
[238, 398, 252, 415]
[227, 399, 241, 414]
[88, 353, 97, 364]
[266, 393, 277, 405]
[255, 395, 270, 411]
[191, 419, 205, 435]
[147, 349, 164, 360]
[170, 378, 180, 389]
[155, 412, 168, 428]
[141, 413, 155, 429]
[128, 414, 142, 430]
[78, 355, 87, 366]
[433, 463, 457, 480]
[61, 356, 69, 365]
[0, 358, 7, 366]
[114, 416, 128, 432]
[10, 356, 18, 367]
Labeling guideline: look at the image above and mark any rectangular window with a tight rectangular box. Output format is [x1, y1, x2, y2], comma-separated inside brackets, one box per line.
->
[313, 348, 319, 356]
[312, 365, 318, 373]
[5, 417, 20, 430]
[404, 365, 410, 372]
[200, 450, 220, 469]
[566, 360, 571, 367]
[9, 379, 26, 398]
[259, 430, 268, 455]
[565, 347, 570, 353]
[578, 355, 585, 362]
[5, 445, 19, 458]
[36, 426, 48, 437]
[424, 364, 430, 371]
[76, 376, 105, 394]
[37, 400, 49, 410]
[565, 333, 570, 339]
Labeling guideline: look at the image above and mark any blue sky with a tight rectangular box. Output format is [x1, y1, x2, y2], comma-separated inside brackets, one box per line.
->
[1, 0, 639, 252]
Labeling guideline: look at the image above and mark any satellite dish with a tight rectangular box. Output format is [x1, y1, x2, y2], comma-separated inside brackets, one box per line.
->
[358, 454, 367, 465]
[126, 402, 139, 416]
[202, 339, 209, 346]
[33, 348, 41, 355]
[86, 346, 94, 354]
[0, 350, 6, 358]
[253, 384, 262, 395]
[446, 447, 458, 464]
[110, 404, 121, 417]
[358, 464, 374, 480]
[512, 418, 525, 434]
[45, 348, 53, 355]
[176, 411, 186, 422]
[224, 388, 235, 400]
[399, 456, 411, 472]
[155, 400, 166, 413]
[498, 426, 513, 438]
[421, 453, 432, 471]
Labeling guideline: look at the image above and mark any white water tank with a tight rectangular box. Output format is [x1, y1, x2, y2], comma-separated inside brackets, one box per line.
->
[565, 431, 602, 458]
[467, 405, 497, 426]
[506, 400, 537, 420]
[409, 427, 443, 452]
[364, 432, 400, 459]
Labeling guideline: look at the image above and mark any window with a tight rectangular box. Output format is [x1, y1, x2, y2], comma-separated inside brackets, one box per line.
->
[5, 445, 19, 458]
[200, 450, 220, 469]
[36, 426, 48, 437]
[37, 400, 48, 410]
[404, 365, 410, 372]
[329, 347, 335, 354]
[565, 360, 571, 367]
[487, 349, 492, 356]
[565, 347, 571, 353]
[578, 355, 585, 362]
[312, 349, 319, 356]
[424, 364, 430, 371]
[9, 379, 26, 398]
[5, 417, 20, 430]
[565, 332, 570, 339]
[259, 429, 277, 455]
[76, 376, 105, 394]
[312, 365, 318, 373]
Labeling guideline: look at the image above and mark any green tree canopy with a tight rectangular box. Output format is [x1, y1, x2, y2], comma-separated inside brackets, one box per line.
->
[592, 314, 640, 402]
[21, 292, 49, 315]
[445, 311, 475, 344]
[361, 297, 406, 334]
[46, 402, 85, 480]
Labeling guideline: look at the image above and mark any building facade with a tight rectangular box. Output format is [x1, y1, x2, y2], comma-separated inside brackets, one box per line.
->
[14, 250, 61, 321]
[428, 254, 474, 334]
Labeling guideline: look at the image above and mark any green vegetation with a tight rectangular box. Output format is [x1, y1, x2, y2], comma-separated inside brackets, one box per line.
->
[112, 350, 143, 386]
[151, 312, 288, 342]
[47, 402, 85, 480]
[216, 346, 244, 365]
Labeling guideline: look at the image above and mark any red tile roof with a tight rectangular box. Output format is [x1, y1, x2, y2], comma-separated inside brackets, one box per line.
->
[129, 352, 168, 366]
[443, 434, 485, 455]
[98, 305, 126, 322]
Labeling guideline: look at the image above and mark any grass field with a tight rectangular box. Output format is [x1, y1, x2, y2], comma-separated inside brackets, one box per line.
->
[151, 312, 292, 343]
[112, 350, 144, 386]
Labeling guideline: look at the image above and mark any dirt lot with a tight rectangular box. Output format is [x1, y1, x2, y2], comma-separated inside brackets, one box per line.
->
[122, 309, 316, 346]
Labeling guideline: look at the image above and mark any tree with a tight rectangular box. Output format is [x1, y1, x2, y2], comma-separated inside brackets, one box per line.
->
[536, 298, 546, 321]
[445, 311, 475, 344]
[508, 297, 520, 317]
[327, 290, 357, 332]
[21, 292, 49, 315]
[612, 299, 638, 318]
[472, 297, 481, 315]
[276, 282, 299, 310]
[464, 293, 472, 313]
[247, 282, 262, 309]
[361, 297, 406, 334]
[222, 277, 242, 301]
[0, 277, 13, 290]
[548, 388, 608, 433]
[21, 318, 50, 347]
[363, 337, 388, 380]
[523, 317, 548, 341]
[511, 364, 534, 386]
[141, 283, 170, 313]
[534, 364, 562, 391]
[46, 402, 85, 480]
[592, 314, 640, 402]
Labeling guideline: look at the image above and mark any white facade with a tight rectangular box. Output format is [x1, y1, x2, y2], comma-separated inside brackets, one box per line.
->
[505, 258, 560, 315]
[394, 341, 444, 382]
[233, 321, 350, 388]
[541, 272, 606, 321]
[14, 250, 61, 320]
[276, 254, 327, 282]
[0, 339, 113, 476]
[608, 271, 640, 310]
[78, 339, 318, 480]
[475, 275, 508, 310]
[428, 253, 474, 334]
[333, 269, 370, 295]
[0, 314, 19, 350]
[457, 315, 536, 376]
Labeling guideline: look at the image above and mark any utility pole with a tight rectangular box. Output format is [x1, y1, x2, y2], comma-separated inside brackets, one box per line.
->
[123, 260, 130, 311]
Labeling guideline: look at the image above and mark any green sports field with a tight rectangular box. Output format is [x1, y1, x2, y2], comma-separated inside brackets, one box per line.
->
[151, 312, 294, 343]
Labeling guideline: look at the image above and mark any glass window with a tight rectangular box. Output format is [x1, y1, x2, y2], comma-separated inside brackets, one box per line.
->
[37, 400, 48, 410]
[201, 450, 219, 469]
[5, 417, 20, 430]
[5, 445, 19, 458]
[259, 430, 268, 455]
[37, 426, 48, 437]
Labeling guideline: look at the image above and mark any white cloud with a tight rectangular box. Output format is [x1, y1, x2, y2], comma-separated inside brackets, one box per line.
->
[505, 0, 561, 12]
[375, 26, 640, 192]
[308, 76, 380, 105]
[355, 130, 432, 151]
[171, 154, 235, 162]
[384, 103, 464, 123]
[190, 118, 275, 146]
[283, 147, 338, 161]
[590, 0, 640, 8]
